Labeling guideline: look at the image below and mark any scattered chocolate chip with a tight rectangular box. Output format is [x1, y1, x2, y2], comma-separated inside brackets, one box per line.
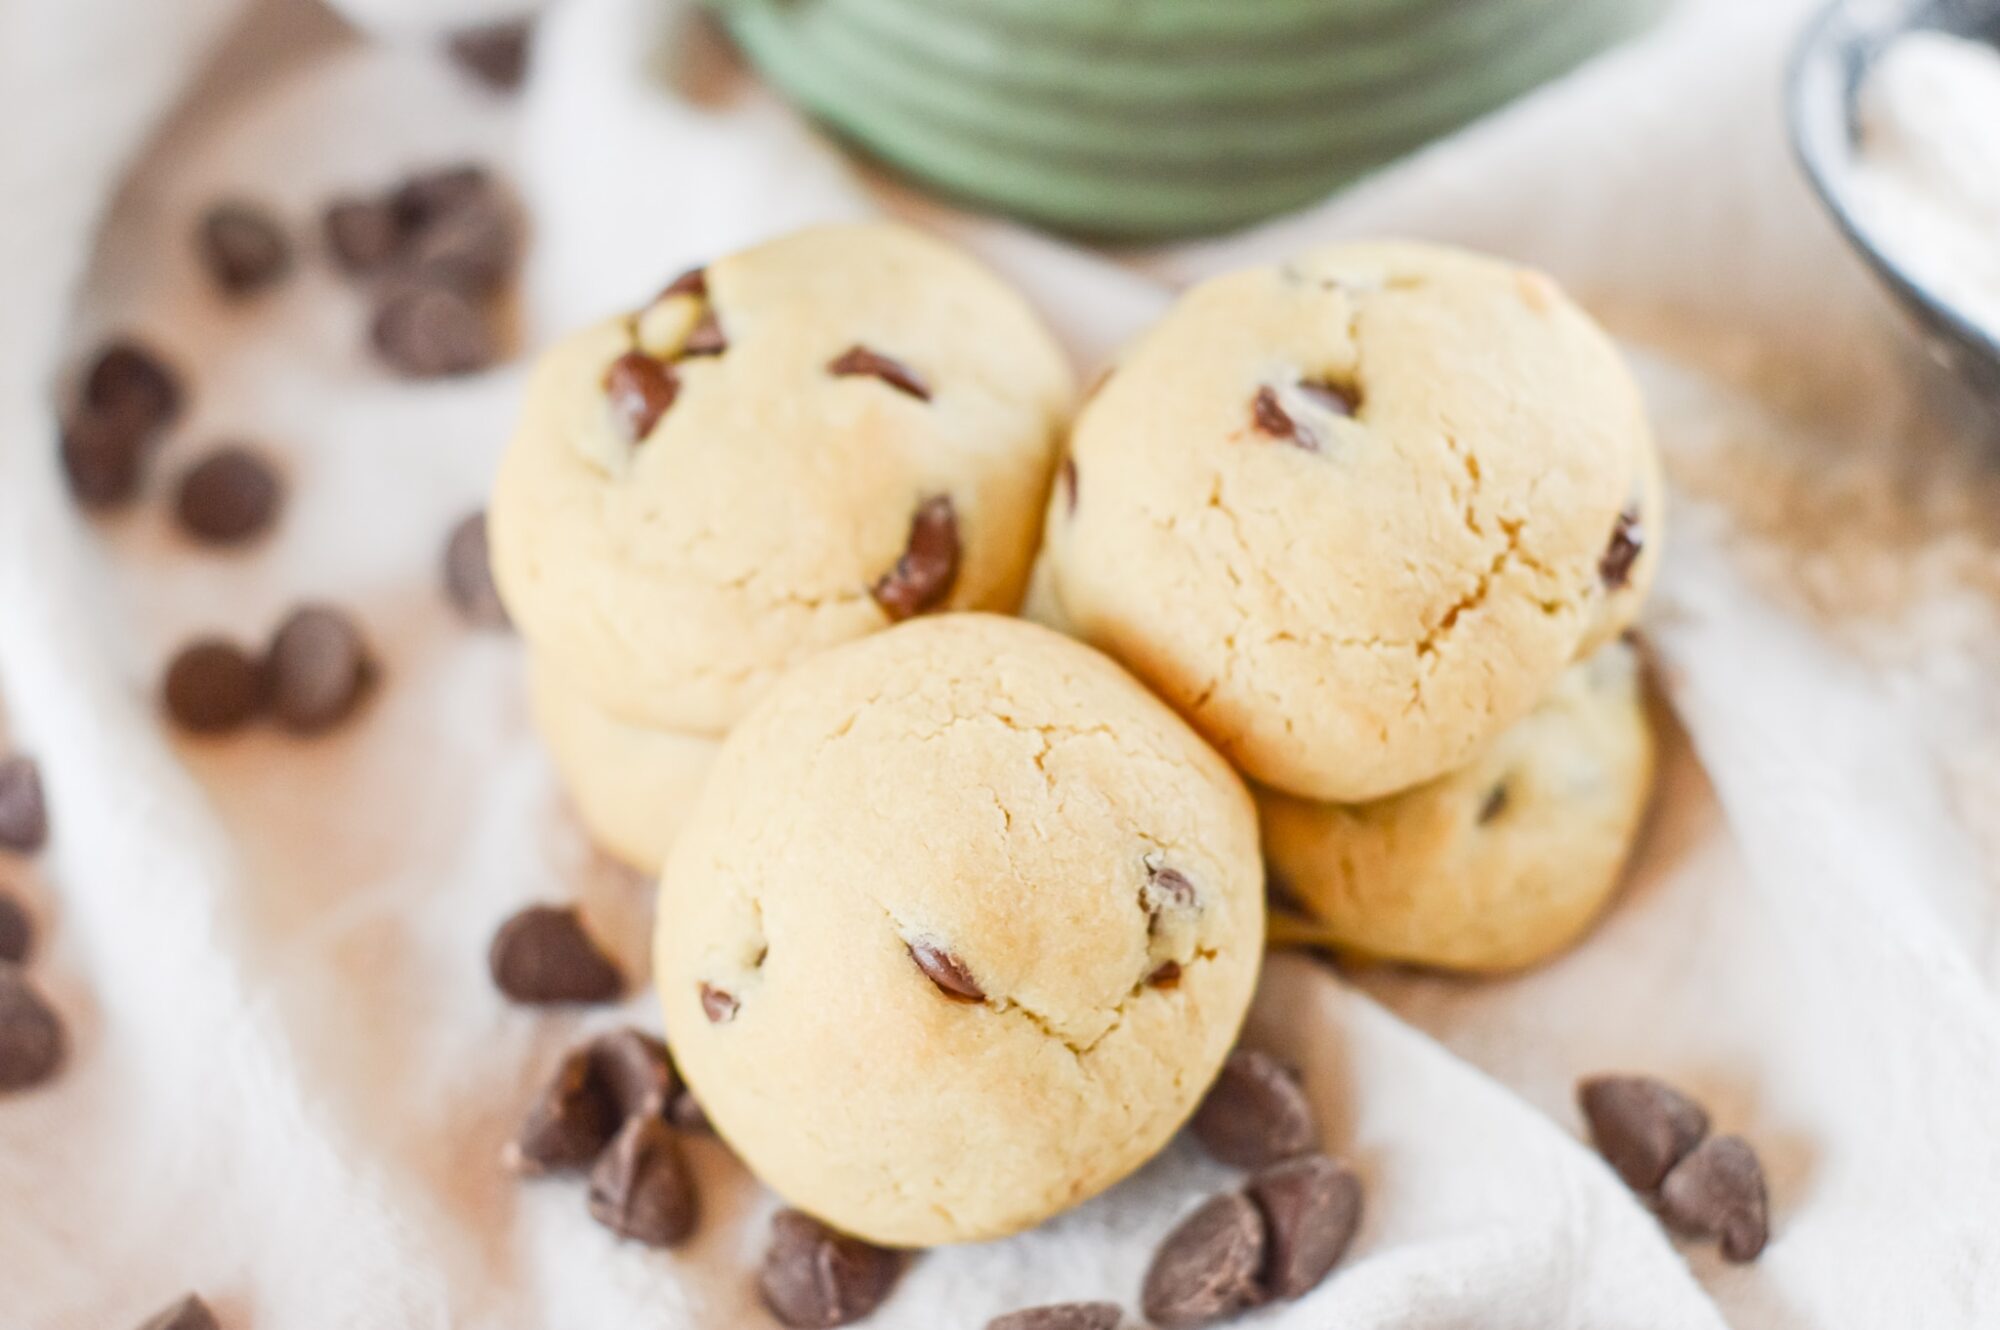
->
[508, 1045, 621, 1174]
[1658, 1135, 1769, 1262]
[871, 495, 959, 621]
[1141, 1192, 1268, 1330]
[371, 282, 496, 379]
[489, 904, 624, 1005]
[1478, 784, 1509, 824]
[174, 445, 282, 545]
[1191, 1049, 1318, 1169]
[987, 1303, 1122, 1330]
[589, 1027, 678, 1119]
[324, 196, 404, 276]
[907, 938, 984, 1002]
[447, 18, 532, 91]
[1295, 380, 1358, 418]
[1147, 961, 1182, 989]
[658, 266, 707, 300]
[1059, 454, 1079, 515]
[828, 345, 930, 401]
[393, 164, 493, 232]
[404, 189, 518, 296]
[759, 1209, 903, 1329]
[443, 511, 509, 629]
[163, 639, 266, 735]
[264, 605, 375, 734]
[588, 1114, 699, 1246]
[605, 351, 680, 442]
[668, 1087, 712, 1133]
[60, 409, 149, 508]
[134, 1293, 220, 1330]
[0, 964, 64, 1092]
[0, 757, 48, 854]
[679, 307, 728, 357]
[198, 201, 292, 297]
[1247, 1154, 1361, 1301]
[698, 982, 739, 1024]
[1600, 507, 1644, 590]
[83, 339, 184, 429]
[1249, 387, 1317, 452]
[1578, 1074, 1710, 1194]
[0, 894, 31, 965]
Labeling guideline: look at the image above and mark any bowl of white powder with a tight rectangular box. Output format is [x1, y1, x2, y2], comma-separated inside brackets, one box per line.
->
[1791, 0, 2000, 404]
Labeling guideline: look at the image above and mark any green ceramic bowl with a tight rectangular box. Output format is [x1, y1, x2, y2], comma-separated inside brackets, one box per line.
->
[713, 0, 1661, 239]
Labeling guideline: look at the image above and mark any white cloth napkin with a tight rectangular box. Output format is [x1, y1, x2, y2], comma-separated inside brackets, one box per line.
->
[4, 0, 1998, 1326]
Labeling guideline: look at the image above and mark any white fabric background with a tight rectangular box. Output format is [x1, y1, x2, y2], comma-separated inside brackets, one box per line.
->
[3, 0, 1998, 1325]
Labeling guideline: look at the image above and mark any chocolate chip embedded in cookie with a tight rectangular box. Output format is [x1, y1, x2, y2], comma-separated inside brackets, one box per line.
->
[871, 496, 960, 622]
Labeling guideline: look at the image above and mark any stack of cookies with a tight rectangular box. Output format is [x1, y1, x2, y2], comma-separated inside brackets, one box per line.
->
[488, 224, 1075, 871]
[1043, 240, 1663, 974]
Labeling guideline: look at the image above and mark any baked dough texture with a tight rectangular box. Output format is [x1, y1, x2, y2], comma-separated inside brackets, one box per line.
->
[655, 614, 1264, 1246]
[491, 223, 1075, 735]
[1046, 240, 1660, 802]
[528, 657, 718, 874]
[1260, 640, 1655, 975]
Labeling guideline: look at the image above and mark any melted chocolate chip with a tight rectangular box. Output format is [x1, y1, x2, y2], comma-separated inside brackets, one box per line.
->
[1578, 1074, 1710, 1194]
[658, 266, 707, 300]
[828, 345, 931, 401]
[699, 982, 739, 1024]
[1600, 507, 1644, 590]
[1141, 1193, 1268, 1330]
[1191, 1050, 1318, 1169]
[870, 495, 959, 621]
[908, 939, 984, 1002]
[605, 351, 680, 443]
[759, 1210, 903, 1329]
[680, 307, 727, 357]
[1147, 961, 1183, 989]
[488, 904, 624, 1005]
[1296, 380, 1358, 417]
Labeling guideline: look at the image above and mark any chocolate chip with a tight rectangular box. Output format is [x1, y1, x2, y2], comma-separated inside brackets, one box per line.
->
[163, 639, 266, 735]
[908, 938, 984, 1002]
[134, 1293, 220, 1330]
[871, 495, 959, 621]
[197, 201, 292, 297]
[404, 189, 518, 296]
[508, 1045, 620, 1174]
[987, 1303, 1123, 1330]
[588, 1114, 699, 1246]
[1143, 865, 1198, 931]
[0, 964, 64, 1092]
[174, 446, 282, 545]
[668, 1087, 711, 1133]
[1191, 1049, 1318, 1169]
[1059, 454, 1079, 515]
[1247, 1154, 1362, 1301]
[1658, 1135, 1769, 1262]
[1147, 961, 1182, 989]
[588, 1026, 678, 1118]
[828, 345, 930, 401]
[324, 196, 404, 276]
[699, 982, 739, 1024]
[605, 351, 680, 442]
[265, 605, 375, 734]
[1600, 507, 1644, 590]
[658, 266, 706, 300]
[371, 282, 496, 378]
[83, 338, 183, 429]
[0, 894, 31, 965]
[0, 757, 48, 854]
[60, 409, 149, 508]
[1249, 387, 1318, 452]
[489, 904, 624, 1005]
[1141, 1192, 1268, 1330]
[447, 19, 532, 91]
[444, 511, 509, 629]
[1296, 380, 1358, 417]
[759, 1209, 903, 1329]
[679, 307, 728, 357]
[1577, 1074, 1710, 1194]
[1478, 784, 1509, 824]
[393, 164, 493, 231]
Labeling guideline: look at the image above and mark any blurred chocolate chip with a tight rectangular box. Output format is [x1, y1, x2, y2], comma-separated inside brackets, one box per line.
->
[197, 201, 292, 297]
[134, 1293, 219, 1330]
[759, 1209, 902, 1329]
[871, 495, 959, 621]
[1250, 387, 1318, 452]
[605, 351, 679, 442]
[1600, 507, 1643, 590]
[83, 339, 183, 429]
[987, 1303, 1122, 1330]
[679, 307, 727, 357]
[1296, 380, 1358, 418]
[508, 1044, 620, 1174]
[0, 893, 31, 966]
[371, 283, 496, 379]
[60, 409, 149, 509]
[1478, 784, 1509, 824]
[589, 1114, 699, 1246]
[444, 511, 509, 629]
[828, 345, 930, 401]
[404, 189, 518, 296]
[668, 1087, 711, 1133]
[447, 19, 532, 91]
[1658, 1135, 1769, 1262]
[1146, 961, 1182, 989]
[589, 1026, 678, 1118]
[658, 266, 706, 300]
[907, 938, 983, 1002]
[1191, 1050, 1318, 1169]
[393, 164, 493, 231]
[324, 196, 404, 276]
[1247, 1154, 1361, 1301]
[265, 605, 375, 734]
[490, 904, 623, 1004]
[1141, 1193, 1268, 1330]
[163, 639, 266, 735]
[0, 757, 48, 854]
[175, 445, 282, 545]
[1059, 455, 1079, 515]
[698, 982, 738, 1024]
[1577, 1074, 1709, 1194]
[0, 965, 64, 1092]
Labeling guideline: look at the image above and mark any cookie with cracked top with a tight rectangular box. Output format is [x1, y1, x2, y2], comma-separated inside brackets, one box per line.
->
[488, 223, 1074, 735]
[1046, 240, 1662, 802]
[654, 614, 1262, 1246]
